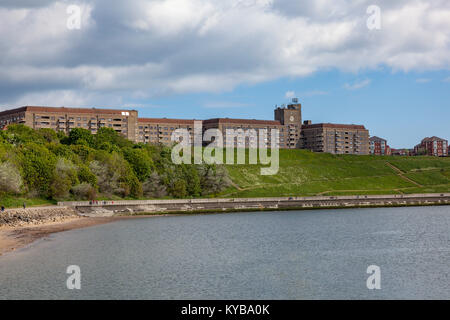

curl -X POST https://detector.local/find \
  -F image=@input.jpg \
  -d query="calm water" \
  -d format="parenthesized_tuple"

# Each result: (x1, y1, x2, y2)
(1, 206, 450, 299)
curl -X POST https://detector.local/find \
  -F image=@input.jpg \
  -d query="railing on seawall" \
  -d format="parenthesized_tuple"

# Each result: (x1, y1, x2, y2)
(57, 193, 450, 207)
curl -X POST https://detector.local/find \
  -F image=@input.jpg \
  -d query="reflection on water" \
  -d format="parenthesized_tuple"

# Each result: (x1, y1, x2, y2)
(1, 206, 449, 299)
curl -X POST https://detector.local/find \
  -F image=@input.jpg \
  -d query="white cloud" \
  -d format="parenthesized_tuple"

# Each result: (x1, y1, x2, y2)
(284, 91, 296, 99)
(344, 79, 371, 90)
(416, 78, 431, 83)
(1, 0, 450, 106)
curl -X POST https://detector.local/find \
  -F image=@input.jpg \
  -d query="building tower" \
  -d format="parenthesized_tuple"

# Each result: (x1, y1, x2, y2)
(274, 98, 302, 148)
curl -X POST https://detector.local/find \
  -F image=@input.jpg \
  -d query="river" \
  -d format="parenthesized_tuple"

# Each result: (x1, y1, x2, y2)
(1, 206, 449, 299)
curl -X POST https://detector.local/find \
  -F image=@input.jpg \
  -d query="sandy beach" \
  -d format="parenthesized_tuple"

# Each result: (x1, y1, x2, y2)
(0, 216, 122, 256)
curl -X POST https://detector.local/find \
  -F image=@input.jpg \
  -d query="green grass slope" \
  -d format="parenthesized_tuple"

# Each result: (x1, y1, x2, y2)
(222, 149, 450, 197)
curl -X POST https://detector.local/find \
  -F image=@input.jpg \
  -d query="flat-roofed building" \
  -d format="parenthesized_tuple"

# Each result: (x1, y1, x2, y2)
(369, 136, 391, 155)
(0, 106, 138, 142)
(414, 136, 448, 157)
(0, 102, 373, 155)
(202, 118, 285, 148)
(136, 118, 196, 145)
(300, 122, 370, 155)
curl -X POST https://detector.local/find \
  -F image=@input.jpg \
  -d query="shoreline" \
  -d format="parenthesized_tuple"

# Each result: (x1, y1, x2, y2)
(1, 201, 449, 257)
(0, 216, 122, 256)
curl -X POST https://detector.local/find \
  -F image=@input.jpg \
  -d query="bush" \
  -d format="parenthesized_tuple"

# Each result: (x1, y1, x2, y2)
(19, 143, 57, 196)
(0, 161, 23, 194)
(170, 179, 187, 198)
(78, 164, 97, 187)
(50, 158, 79, 200)
(71, 183, 97, 200)
(142, 172, 167, 198)
(199, 164, 231, 196)
(123, 147, 154, 181)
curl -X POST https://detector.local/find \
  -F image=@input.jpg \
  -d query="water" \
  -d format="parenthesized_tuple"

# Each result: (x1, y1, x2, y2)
(1, 206, 450, 299)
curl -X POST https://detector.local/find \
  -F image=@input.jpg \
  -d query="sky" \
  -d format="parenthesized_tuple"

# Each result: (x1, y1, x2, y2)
(0, 0, 449, 148)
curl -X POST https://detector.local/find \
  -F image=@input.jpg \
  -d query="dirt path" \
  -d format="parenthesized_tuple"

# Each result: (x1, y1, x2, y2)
(386, 162, 423, 187)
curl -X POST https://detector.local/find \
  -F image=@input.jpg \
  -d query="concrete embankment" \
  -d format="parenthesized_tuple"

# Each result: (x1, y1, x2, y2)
(59, 193, 450, 217)
(0, 206, 80, 228)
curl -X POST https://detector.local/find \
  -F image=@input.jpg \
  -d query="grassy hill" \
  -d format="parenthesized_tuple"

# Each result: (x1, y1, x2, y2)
(221, 149, 450, 198)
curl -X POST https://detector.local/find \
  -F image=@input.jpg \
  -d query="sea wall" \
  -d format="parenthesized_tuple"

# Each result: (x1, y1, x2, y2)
(58, 193, 450, 216)
(0, 206, 80, 227)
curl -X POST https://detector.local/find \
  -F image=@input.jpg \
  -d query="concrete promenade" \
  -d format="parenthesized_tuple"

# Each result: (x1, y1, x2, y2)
(58, 193, 450, 216)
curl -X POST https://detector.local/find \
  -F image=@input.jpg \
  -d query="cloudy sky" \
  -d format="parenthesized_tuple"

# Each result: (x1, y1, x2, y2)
(1, 0, 449, 147)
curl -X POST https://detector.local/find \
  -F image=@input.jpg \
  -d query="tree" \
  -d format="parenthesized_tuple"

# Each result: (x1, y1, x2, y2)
(94, 127, 132, 149)
(77, 164, 97, 187)
(19, 142, 57, 196)
(71, 183, 97, 200)
(65, 128, 94, 146)
(142, 172, 167, 198)
(37, 128, 59, 143)
(198, 164, 231, 196)
(183, 165, 201, 197)
(123, 147, 154, 181)
(0, 161, 23, 194)
(50, 158, 79, 200)
(170, 179, 187, 198)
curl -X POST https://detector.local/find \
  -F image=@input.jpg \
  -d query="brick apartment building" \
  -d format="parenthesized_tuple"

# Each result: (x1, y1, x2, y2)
(136, 118, 196, 145)
(0, 106, 138, 142)
(202, 118, 285, 148)
(414, 136, 448, 157)
(299, 122, 370, 155)
(0, 101, 369, 154)
(369, 136, 391, 155)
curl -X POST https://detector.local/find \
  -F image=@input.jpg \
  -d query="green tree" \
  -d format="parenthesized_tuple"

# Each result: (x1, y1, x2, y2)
(50, 158, 79, 200)
(65, 128, 94, 146)
(18, 143, 57, 196)
(123, 147, 154, 181)
(170, 179, 187, 198)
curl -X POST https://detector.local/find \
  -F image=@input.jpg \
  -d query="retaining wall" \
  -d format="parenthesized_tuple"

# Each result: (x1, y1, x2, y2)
(58, 193, 450, 216)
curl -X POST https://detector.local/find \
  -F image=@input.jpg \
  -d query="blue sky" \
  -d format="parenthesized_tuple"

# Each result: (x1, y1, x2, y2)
(1, 1, 449, 148)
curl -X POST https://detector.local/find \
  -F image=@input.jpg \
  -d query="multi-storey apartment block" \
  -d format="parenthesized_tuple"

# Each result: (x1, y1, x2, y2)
(414, 137, 448, 157)
(0, 106, 138, 142)
(0, 100, 373, 155)
(202, 118, 285, 148)
(136, 118, 196, 145)
(300, 122, 370, 155)
(369, 136, 391, 155)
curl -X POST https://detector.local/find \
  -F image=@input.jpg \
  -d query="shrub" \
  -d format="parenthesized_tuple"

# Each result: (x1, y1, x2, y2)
(123, 147, 154, 181)
(50, 158, 79, 199)
(71, 183, 97, 200)
(199, 164, 231, 196)
(143, 172, 167, 198)
(19, 143, 57, 196)
(170, 179, 187, 198)
(0, 161, 23, 194)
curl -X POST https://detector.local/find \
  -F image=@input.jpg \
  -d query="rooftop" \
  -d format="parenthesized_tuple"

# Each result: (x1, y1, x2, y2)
(301, 123, 367, 130)
(0, 106, 136, 116)
(203, 118, 281, 126)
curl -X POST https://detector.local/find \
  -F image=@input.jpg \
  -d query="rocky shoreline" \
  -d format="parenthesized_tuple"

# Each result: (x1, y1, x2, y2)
(0, 206, 80, 228)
